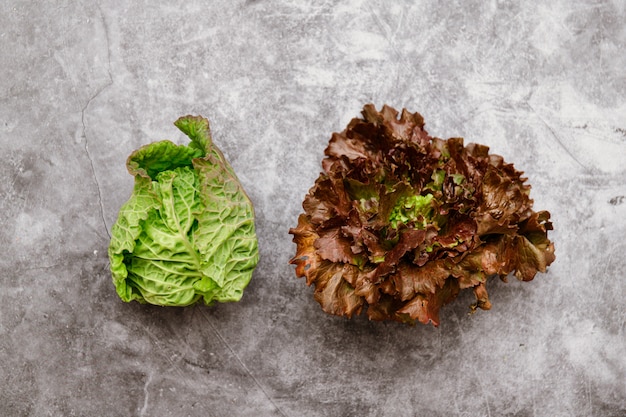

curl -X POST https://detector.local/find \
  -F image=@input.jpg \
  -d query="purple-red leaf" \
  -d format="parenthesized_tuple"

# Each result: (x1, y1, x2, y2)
(289, 104, 555, 326)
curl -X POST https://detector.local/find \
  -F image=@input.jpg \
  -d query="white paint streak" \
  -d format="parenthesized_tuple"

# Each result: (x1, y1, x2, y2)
(139, 371, 153, 417)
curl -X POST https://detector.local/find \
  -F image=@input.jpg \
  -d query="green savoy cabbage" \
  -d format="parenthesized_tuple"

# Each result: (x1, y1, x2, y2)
(108, 115, 258, 306)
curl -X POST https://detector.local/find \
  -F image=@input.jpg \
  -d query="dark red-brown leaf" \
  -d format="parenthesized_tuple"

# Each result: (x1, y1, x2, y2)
(289, 104, 555, 326)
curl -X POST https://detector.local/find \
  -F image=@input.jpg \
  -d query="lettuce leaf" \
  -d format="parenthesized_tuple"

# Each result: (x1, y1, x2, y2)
(289, 104, 555, 325)
(108, 116, 258, 306)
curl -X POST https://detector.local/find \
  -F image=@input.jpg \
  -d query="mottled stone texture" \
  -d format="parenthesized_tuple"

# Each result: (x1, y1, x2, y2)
(1, 1, 624, 416)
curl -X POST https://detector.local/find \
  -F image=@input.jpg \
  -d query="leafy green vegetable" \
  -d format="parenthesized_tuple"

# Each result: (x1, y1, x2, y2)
(108, 115, 258, 306)
(289, 104, 555, 325)
(389, 193, 434, 229)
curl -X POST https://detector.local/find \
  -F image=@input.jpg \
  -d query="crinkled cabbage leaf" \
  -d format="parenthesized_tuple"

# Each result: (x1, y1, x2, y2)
(289, 104, 555, 325)
(108, 115, 258, 306)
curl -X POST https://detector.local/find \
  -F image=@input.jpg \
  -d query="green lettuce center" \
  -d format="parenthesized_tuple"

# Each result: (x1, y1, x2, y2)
(389, 193, 434, 229)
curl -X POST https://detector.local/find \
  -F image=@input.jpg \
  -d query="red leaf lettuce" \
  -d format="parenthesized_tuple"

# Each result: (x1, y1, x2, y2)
(289, 104, 555, 326)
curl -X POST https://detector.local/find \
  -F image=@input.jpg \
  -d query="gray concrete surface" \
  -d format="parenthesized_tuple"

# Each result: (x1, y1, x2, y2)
(1, 1, 625, 416)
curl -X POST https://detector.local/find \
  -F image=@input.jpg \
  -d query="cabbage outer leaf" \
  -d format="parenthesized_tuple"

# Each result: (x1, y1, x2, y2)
(108, 116, 258, 306)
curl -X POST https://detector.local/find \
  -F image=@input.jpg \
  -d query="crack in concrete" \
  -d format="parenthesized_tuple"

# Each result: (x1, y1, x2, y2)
(141, 324, 219, 417)
(199, 308, 288, 417)
(524, 101, 592, 173)
(82, 5, 114, 240)
(82, 102, 111, 240)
